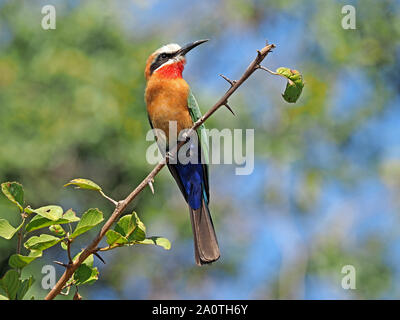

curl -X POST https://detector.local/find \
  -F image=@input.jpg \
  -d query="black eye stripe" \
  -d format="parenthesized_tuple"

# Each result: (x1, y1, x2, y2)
(150, 52, 174, 74)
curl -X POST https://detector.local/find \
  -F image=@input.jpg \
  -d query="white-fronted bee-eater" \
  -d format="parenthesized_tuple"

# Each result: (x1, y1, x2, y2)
(144, 40, 220, 265)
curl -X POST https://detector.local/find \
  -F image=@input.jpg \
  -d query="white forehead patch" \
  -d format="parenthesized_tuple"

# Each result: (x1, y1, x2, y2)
(154, 43, 181, 55)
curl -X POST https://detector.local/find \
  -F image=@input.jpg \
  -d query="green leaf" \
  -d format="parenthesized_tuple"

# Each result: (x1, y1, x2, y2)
(64, 178, 102, 191)
(67, 253, 98, 286)
(49, 224, 66, 237)
(276, 67, 304, 103)
(31, 205, 63, 221)
(0, 294, 8, 300)
(71, 208, 103, 238)
(24, 234, 62, 251)
(129, 212, 146, 241)
(25, 209, 79, 233)
(0, 219, 24, 240)
(73, 264, 99, 286)
(60, 241, 68, 250)
(16, 276, 34, 300)
(0, 270, 20, 300)
(74, 251, 94, 267)
(8, 250, 43, 269)
(114, 212, 146, 242)
(105, 229, 128, 246)
(138, 237, 171, 250)
(1, 182, 24, 212)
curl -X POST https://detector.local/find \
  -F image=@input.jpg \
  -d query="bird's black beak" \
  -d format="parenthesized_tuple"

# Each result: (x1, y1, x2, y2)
(176, 39, 209, 57)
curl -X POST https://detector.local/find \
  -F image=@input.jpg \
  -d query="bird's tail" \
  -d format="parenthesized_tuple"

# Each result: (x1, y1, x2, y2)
(189, 198, 220, 266)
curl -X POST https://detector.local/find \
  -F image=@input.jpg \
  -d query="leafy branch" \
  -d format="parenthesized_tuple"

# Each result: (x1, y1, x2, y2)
(0, 180, 170, 300)
(0, 41, 304, 300)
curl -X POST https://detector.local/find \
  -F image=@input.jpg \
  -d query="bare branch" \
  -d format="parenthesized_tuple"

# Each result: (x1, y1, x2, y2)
(44, 42, 275, 300)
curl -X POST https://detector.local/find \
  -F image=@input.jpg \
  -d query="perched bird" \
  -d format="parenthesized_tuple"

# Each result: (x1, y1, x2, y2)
(144, 40, 220, 265)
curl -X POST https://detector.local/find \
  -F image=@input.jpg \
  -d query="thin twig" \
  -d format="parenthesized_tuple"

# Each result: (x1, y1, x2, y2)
(66, 239, 73, 265)
(16, 228, 23, 255)
(59, 285, 71, 296)
(257, 65, 288, 79)
(16, 215, 26, 255)
(44, 42, 275, 300)
(99, 190, 118, 206)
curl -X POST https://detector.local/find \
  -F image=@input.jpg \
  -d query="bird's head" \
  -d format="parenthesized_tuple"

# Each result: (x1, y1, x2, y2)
(145, 39, 208, 80)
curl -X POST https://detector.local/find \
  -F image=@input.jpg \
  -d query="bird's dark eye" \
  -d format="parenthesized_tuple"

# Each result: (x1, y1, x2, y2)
(160, 53, 167, 59)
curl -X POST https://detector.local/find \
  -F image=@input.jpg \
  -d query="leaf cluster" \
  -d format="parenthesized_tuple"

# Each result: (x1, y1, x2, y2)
(0, 179, 170, 299)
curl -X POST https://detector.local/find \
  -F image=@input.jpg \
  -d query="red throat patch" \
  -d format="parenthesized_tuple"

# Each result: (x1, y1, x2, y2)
(156, 61, 185, 79)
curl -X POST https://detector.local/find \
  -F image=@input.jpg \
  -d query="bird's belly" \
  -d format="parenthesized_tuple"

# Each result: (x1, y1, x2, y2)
(148, 104, 193, 141)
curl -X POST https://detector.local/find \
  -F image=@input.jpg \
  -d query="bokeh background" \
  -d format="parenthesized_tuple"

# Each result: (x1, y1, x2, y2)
(0, 0, 400, 299)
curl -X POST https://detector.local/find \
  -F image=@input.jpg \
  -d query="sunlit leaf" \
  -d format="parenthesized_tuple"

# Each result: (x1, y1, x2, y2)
(276, 67, 304, 103)
(114, 212, 146, 242)
(138, 237, 171, 250)
(1, 182, 24, 212)
(71, 208, 103, 238)
(0, 219, 24, 240)
(105, 229, 128, 246)
(25, 209, 79, 233)
(60, 241, 68, 251)
(24, 234, 62, 251)
(31, 205, 63, 221)
(8, 250, 43, 269)
(64, 178, 102, 191)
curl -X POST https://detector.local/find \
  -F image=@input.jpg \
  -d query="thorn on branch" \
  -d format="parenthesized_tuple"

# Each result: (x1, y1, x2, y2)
(93, 252, 106, 264)
(219, 74, 237, 87)
(223, 102, 235, 115)
(148, 179, 155, 194)
(54, 260, 68, 268)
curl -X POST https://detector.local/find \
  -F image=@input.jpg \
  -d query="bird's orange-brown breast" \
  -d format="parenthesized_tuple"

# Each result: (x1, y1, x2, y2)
(145, 72, 193, 141)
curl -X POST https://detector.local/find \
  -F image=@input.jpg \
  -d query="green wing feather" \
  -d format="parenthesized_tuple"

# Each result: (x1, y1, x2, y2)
(187, 90, 210, 201)
(187, 90, 209, 165)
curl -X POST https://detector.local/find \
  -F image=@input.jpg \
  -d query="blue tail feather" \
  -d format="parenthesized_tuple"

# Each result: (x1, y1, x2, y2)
(175, 162, 205, 210)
